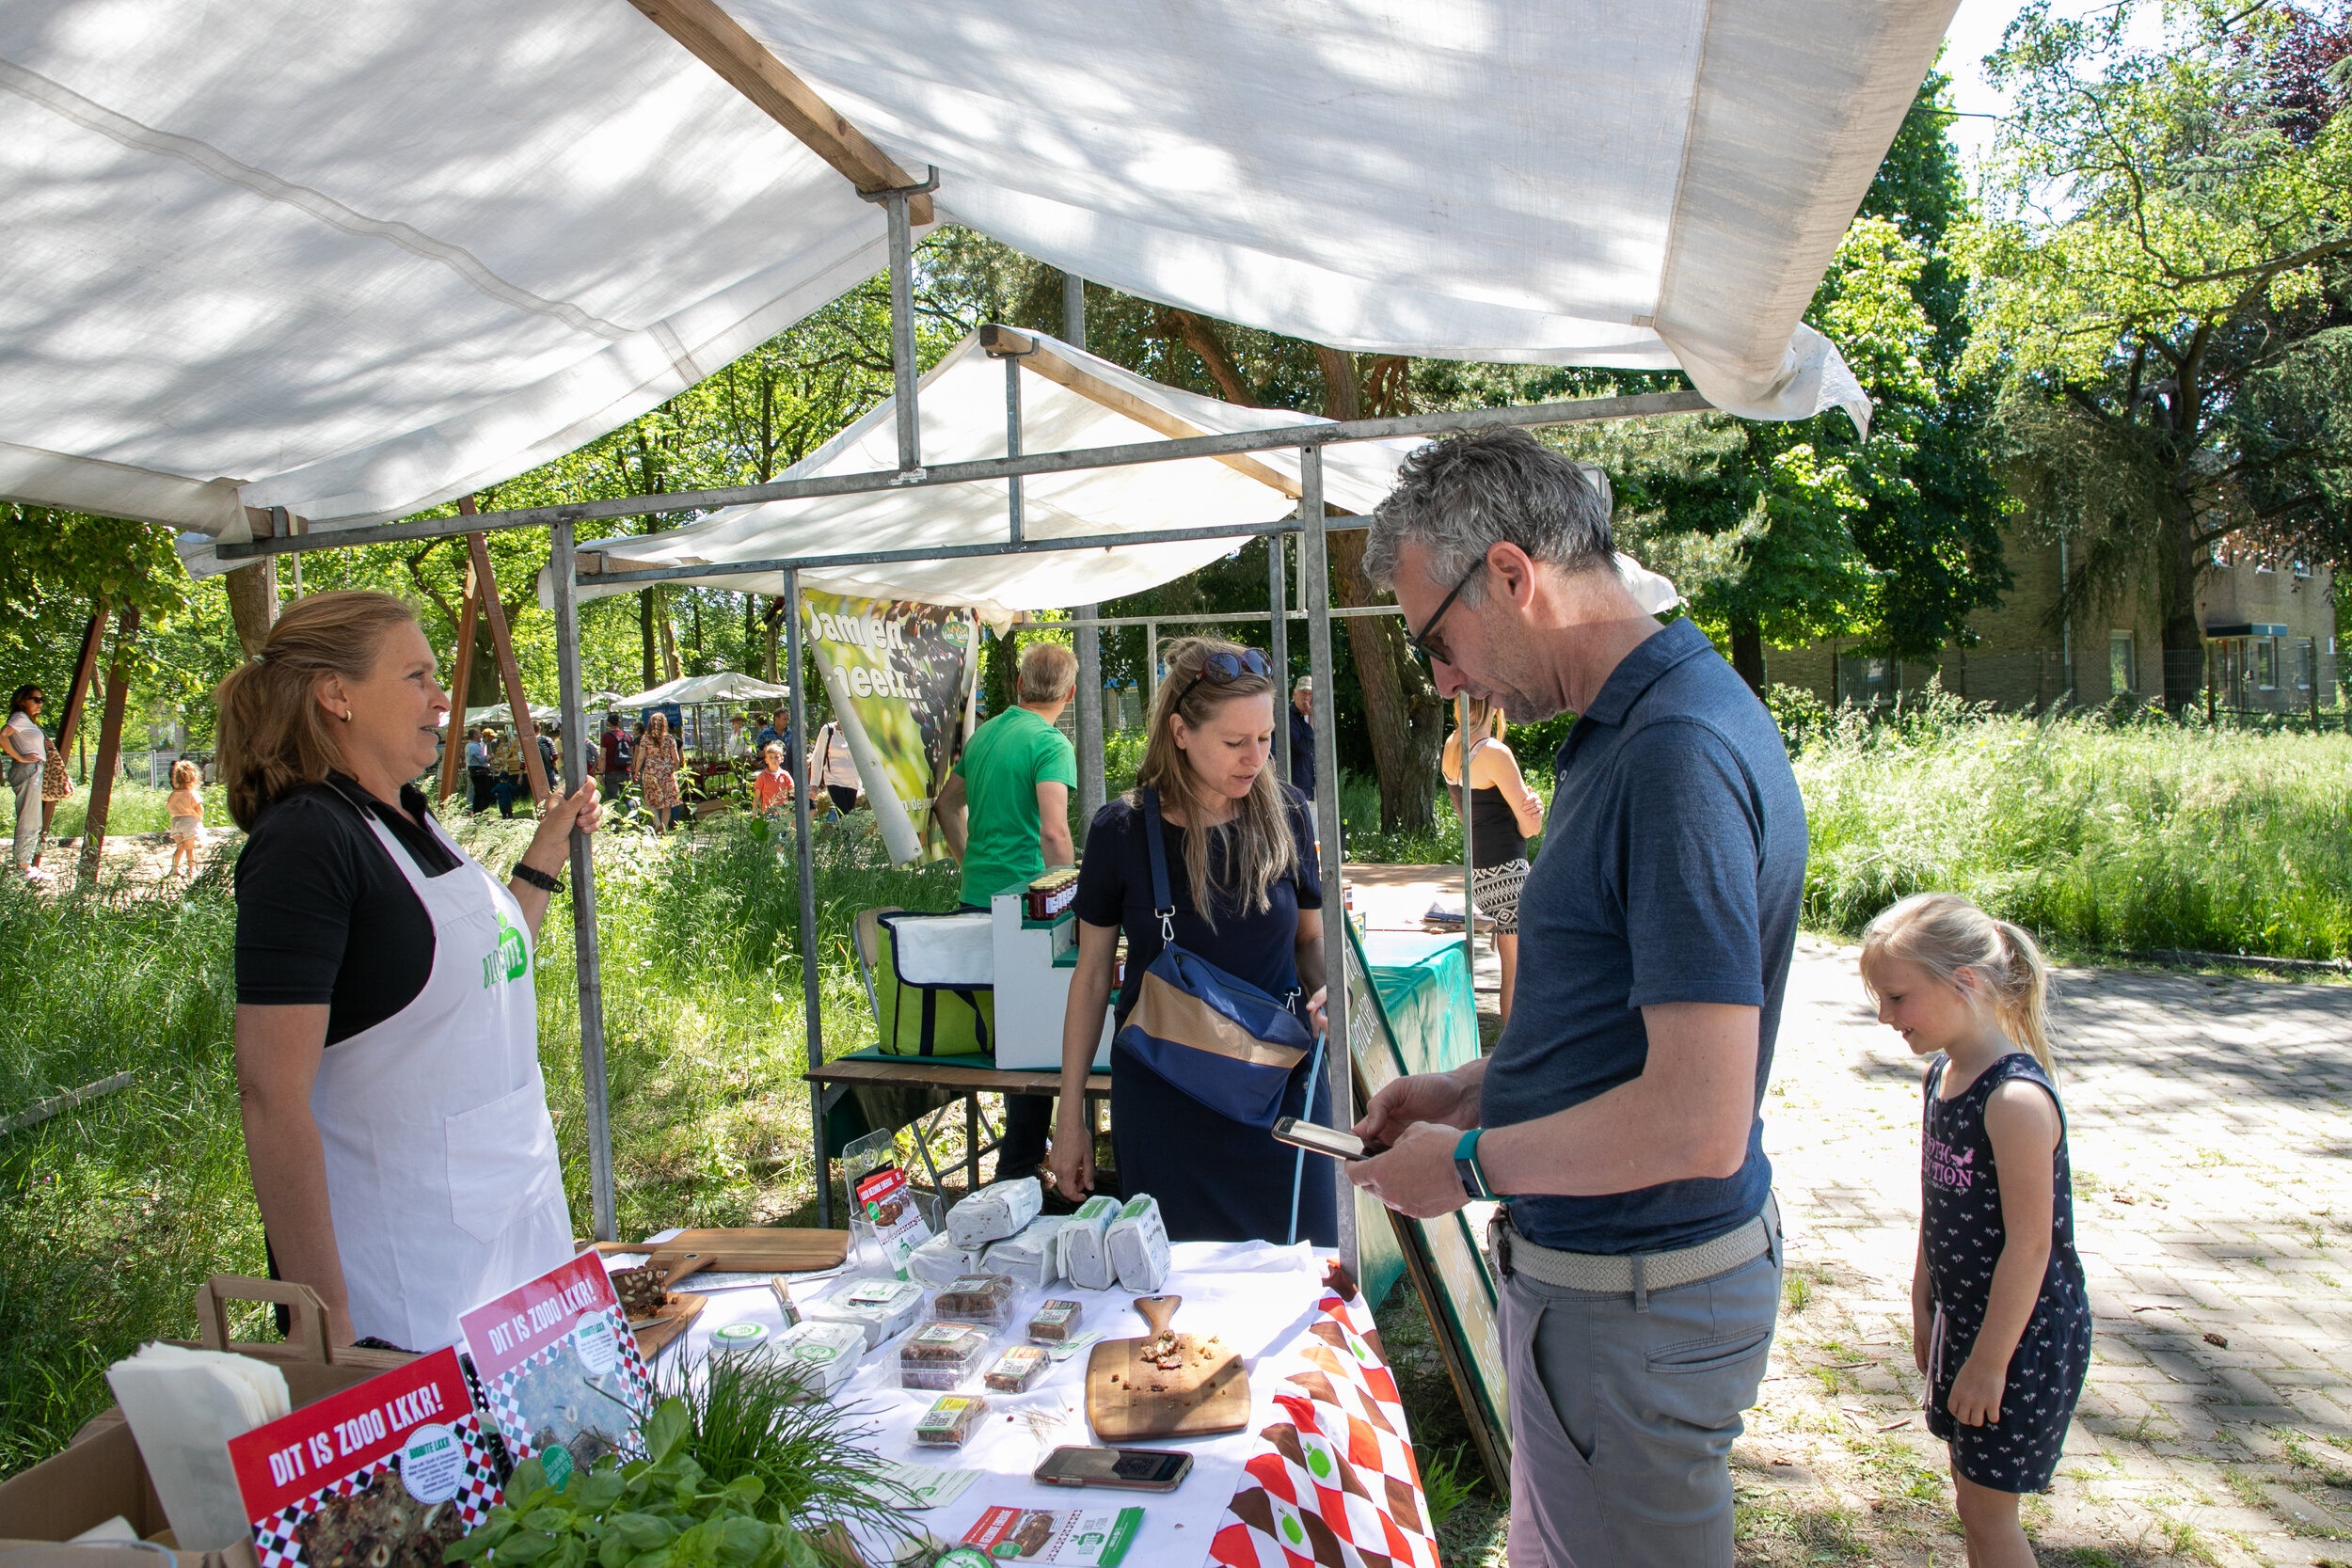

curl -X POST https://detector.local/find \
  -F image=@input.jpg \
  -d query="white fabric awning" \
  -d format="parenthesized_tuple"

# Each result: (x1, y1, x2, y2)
(555, 331, 1684, 621)
(612, 672, 793, 707)
(3, 0, 1945, 547)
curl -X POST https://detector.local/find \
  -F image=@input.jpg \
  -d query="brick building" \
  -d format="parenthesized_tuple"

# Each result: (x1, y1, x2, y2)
(1761, 529, 2340, 714)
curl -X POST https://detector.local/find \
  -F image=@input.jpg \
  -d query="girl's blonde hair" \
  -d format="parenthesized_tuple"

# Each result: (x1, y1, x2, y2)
(214, 591, 421, 831)
(1860, 893, 2056, 1073)
(1130, 636, 1296, 927)
(1443, 694, 1507, 778)
(170, 759, 201, 791)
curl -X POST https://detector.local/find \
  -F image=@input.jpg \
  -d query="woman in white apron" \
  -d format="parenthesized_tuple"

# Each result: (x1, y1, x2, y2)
(217, 592, 603, 1352)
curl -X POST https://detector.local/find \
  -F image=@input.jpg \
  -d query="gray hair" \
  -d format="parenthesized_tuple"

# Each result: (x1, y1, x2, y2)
(1362, 429, 1614, 602)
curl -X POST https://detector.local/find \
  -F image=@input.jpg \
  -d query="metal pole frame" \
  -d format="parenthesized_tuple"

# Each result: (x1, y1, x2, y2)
(1458, 695, 1476, 986)
(550, 519, 616, 1242)
(785, 568, 830, 1227)
(1299, 447, 1356, 1277)
(1067, 271, 1106, 823)
(855, 166, 940, 478)
(1268, 534, 1290, 784)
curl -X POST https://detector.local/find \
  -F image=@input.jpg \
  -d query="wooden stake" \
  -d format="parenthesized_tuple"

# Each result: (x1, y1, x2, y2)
(437, 538, 484, 803)
(56, 605, 109, 760)
(79, 601, 141, 880)
(462, 509, 551, 806)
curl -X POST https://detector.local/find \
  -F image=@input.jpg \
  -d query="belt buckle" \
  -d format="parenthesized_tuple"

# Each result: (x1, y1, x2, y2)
(1486, 1212, 1513, 1278)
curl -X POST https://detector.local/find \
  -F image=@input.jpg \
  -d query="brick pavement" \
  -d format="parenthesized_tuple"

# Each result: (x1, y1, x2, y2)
(1758, 935, 2352, 1566)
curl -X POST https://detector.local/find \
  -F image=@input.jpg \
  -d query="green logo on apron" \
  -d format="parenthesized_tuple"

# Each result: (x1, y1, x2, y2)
(482, 911, 528, 989)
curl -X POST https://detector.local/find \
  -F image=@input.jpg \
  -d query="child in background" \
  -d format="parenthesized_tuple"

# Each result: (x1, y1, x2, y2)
(751, 742, 795, 820)
(1860, 894, 2090, 1568)
(165, 758, 205, 878)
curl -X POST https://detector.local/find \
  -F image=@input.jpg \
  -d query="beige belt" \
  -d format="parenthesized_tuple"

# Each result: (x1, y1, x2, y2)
(1488, 1193, 1779, 1310)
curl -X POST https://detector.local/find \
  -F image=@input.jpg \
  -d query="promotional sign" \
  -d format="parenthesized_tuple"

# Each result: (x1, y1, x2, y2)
(800, 592, 979, 863)
(853, 1160, 932, 1274)
(228, 1348, 501, 1568)
(961, 1505, 1144, 1566)
(457, 1253, 654, 1484)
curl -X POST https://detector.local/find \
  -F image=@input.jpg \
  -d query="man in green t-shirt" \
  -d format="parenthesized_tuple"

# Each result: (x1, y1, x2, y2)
(935, 641, 1079, 1179)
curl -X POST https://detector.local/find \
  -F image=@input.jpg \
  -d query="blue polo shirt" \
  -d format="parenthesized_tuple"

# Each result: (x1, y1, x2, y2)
(1482, 615, 1804, 1255)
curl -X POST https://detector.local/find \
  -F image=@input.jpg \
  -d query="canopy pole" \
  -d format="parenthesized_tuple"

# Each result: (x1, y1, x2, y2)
(1268, 534, 1290, 783)
(786, 568, 830, 1227)
(437, 556, 481, 804)
(858, 168, 938, 477)
(1301, 448, 1355, 1277)
(1065, 272, 1106, 820)
(1458, 694, 1476, 986)
(551, 519, 615, 1243)
(993, 338, 1031, 546)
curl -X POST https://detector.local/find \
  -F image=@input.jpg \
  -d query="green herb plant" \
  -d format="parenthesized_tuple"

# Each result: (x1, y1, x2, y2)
(669, 1348, 915, 1543)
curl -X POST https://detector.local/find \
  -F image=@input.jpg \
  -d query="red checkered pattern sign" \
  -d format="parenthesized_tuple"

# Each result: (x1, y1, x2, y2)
(1208, 1291, 1441, 1568)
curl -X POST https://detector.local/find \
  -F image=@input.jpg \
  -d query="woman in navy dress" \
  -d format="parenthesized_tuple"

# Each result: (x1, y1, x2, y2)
(1049, 637, 1335, 1245)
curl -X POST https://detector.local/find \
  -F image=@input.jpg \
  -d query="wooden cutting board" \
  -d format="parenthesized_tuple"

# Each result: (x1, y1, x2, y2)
(1085, 1294, 1249, 1442)
(646, 1227, 850, 1284)
(627, 1291, 706, 1357)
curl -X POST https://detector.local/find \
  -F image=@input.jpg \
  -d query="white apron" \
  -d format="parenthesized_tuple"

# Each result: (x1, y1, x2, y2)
(310, 811, 571, 1351)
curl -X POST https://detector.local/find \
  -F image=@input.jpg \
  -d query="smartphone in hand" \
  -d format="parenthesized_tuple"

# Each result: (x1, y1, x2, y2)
(1272, 1117, 1384, 1161)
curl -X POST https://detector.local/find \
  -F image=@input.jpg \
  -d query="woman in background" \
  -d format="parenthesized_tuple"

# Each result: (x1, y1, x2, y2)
(634, 710, 682, 832)
(5, 686, 48, 881)
(1442, 696, 1544, 1023)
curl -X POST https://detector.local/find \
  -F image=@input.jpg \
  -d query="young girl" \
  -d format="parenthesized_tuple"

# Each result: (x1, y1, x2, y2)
(166, 759, 205, 878)
(751, 742, 794, 819)
(1860, 894, 2090, 1568)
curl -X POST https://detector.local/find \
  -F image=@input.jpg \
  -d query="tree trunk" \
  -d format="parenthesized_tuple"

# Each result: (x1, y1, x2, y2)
(640, 591, 658, 688)
(2157, 505, 2206, 715)
(79, 602, 140, 881)
(1729, 618, 1766, 697)
(1330, 531, 1441, 831)
(223, 561, 278, 656)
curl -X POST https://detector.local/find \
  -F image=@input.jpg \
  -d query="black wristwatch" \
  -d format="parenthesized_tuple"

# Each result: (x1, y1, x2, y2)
(512, 862, 563, 894)
(1454, 1129, 1494, 1201)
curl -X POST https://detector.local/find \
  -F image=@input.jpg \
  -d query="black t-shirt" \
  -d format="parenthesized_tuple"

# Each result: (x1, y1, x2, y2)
(233, 775, 462, 1044)
(1073, 787, 1321, 1029)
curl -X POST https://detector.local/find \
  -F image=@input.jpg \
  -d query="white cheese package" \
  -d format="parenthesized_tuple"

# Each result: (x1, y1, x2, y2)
(1057, 1195, 1120, 1290)
(905, 1231, 982, 1288)
(946, 1175, 1043, 1249)
(773, 1320, 867, 1399)
(1106, 1193, 1171, 1293)
(804, 1276, 927, 1349)
(981, 1215, 1071, 1290)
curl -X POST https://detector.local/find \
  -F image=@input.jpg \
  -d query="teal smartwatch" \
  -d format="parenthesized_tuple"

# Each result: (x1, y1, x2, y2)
(1454, 1128, 1494, 1201)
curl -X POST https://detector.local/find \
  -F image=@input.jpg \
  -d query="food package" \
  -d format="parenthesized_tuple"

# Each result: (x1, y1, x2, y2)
(710, 1323, 768, 1354)
(226, 1348, 501, 1568)
(980, 1217, 1070, 1291)
(905, 1232, 983, 1288)
(1105, 1195, 1171, 1294)
(843, 1127, 935, 1275)
(982, 1345, 1049, 1394)
(961, 1506, 1147, 1566)
(806, 1277, 928, 1349)
(1057, 1196, 1120, 1291)
(946, 1176, 1043, 1250)
(106, 1343, 294, 1550)
(930, 1273, 1018, 1329)
(898, 1323, 992, 1391)
(912, 1394, 990, 1448)
(457, 1252, 655, 1475)
(773, 1321, 866, 1399)
(1025, 1300, 1084, 1344)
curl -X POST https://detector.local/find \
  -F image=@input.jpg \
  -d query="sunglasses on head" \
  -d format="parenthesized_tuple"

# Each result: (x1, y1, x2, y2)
(1176, 648, 1273, 708)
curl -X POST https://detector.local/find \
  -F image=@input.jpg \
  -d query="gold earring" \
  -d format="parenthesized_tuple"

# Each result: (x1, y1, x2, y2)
(340, 710, 353, 722)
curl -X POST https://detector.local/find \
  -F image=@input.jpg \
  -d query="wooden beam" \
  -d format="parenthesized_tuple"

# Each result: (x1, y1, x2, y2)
(626, 0, 935, 225)
(56, 605, 109, 761)
(437, 540, 484, 804)
(78, 602, 140, 881)
(462, 509, 552, 806)
(979, 325, 1342, 506)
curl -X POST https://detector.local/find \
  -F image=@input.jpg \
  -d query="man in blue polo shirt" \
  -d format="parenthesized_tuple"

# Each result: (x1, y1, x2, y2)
(1350, 430, 1804, 1568)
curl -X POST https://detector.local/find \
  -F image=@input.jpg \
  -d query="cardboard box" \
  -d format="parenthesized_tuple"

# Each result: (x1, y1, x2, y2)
(0, 1276, 415, 1567)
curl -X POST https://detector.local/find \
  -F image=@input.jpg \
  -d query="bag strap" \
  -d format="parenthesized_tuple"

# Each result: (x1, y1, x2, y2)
(1140, 788, 1176, 942)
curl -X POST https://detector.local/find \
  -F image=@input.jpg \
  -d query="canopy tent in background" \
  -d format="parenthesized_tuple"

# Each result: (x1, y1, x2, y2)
(0, 0, 1949, 558)
(610, 672, 794, 709)
(551, 329, 1683, 619)
(462, 702, 562, 727)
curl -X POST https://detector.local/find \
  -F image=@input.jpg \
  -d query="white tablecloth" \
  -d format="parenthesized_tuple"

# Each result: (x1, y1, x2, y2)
(614, 1238, 1339, 1566)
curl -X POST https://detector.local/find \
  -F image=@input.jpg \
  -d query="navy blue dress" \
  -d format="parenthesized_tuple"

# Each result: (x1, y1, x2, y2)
(1920, 1053, 2092, 1492)
(1073, 787, 1335, 1246)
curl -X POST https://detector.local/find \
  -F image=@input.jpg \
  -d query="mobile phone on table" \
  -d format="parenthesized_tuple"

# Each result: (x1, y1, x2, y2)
(1271, 1116, 1378, 1161)
(1033, 1446, 1193, 1492)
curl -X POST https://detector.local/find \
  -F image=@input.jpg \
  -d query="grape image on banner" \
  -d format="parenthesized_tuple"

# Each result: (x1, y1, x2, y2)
(800, 592, 981, 863)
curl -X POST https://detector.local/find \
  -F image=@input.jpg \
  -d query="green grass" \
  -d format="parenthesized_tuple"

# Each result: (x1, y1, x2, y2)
(48, 780, 239, 839)
(1789, 689, 2352, 959)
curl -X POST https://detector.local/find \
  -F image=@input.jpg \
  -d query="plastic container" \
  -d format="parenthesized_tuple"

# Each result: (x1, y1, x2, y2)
(898, 1322, 992, 1391)
(773, 1321, 866, 1399)
(982, 1344, 1048, 1394)
(709, 1322, 768, 1354)
(1025, 1299, 1084, 1345)
(806, 1277, 927, 1349)
(912, 1393, 990, 1448)
(930, 1273, 1018, 1329)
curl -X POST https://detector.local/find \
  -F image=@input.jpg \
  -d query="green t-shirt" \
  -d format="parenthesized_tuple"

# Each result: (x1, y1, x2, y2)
(952, 705, 1077, 908)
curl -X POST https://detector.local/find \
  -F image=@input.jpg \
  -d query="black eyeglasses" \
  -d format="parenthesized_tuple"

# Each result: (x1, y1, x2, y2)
(1406, 560, 1486, 666)
(1176, 648, 1273, 708)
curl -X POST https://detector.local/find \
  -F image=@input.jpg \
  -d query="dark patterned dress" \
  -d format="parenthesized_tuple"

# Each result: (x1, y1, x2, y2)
(1920, 1052, 2092, 1492)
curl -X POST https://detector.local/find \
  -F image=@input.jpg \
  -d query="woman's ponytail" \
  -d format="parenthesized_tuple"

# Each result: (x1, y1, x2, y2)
(1859, 893, 2058, 1077)
(214, 591, 420, 830)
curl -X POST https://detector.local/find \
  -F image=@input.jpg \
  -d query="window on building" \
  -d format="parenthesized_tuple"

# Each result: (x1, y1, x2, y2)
(2255, 638, 2278, 689)
(2109, 631, 2136, 694)
(2256, 558, 2276, 574)
(2297, 638, 2316, 689)
(2293, 558, 2312, 579)
(1836, 650, 1895, 708)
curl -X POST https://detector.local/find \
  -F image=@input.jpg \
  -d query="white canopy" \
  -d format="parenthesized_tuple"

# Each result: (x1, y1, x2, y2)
(613, 672, 794, 708)
(0, 0, 1944, 552)
(463, 702, 562, 727)
(554, 330, 1683, 620)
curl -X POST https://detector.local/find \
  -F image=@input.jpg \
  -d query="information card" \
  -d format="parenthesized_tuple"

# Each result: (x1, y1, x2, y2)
(457, 1251, 653, 1483)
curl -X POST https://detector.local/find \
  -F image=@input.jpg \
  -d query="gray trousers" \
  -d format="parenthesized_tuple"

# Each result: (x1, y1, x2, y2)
(1502, 1208, 1783, 1568)
(9, 760, 40, 869)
